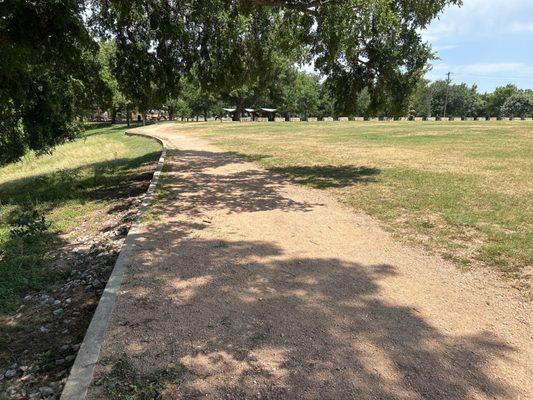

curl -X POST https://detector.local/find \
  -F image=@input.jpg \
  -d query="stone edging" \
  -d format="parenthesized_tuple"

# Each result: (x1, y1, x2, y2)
(60, 130, 167, 400)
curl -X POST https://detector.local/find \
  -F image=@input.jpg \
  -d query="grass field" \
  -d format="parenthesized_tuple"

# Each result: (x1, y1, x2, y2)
(178, 121, 532, 294)
(0, 125, 161, 312)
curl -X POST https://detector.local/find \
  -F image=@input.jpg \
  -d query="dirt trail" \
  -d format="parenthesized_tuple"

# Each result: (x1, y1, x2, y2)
(88, 123, 531, 400)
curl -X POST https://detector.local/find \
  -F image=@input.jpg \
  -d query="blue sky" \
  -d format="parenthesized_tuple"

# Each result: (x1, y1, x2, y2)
(422, 0, 533, 93)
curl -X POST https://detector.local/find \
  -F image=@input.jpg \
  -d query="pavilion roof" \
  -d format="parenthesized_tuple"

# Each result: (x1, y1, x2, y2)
(223, 107, 278, 113)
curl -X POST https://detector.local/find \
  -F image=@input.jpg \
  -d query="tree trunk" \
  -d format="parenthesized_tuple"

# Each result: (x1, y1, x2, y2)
(237, 97, 245, 121)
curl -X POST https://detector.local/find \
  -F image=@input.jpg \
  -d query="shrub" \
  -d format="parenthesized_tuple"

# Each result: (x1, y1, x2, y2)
(501, 93, 533, 118)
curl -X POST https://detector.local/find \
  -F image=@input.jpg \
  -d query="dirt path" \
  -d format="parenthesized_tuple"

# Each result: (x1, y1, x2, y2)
(88, 123, 531, 400)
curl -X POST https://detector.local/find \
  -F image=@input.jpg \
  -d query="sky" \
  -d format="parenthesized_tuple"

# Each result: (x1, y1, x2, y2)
(422, 0, 533, 93)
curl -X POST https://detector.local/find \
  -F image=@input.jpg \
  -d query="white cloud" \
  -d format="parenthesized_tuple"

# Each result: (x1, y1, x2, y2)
(428, 62, 533, 76)
(426, 62, 533, 91)
(421, 1, 533, 91)
(461, 62, 525, 74)
(433, 44, 458, 51)
(509, 22, 533, 32)
(423, 0, 533, 41)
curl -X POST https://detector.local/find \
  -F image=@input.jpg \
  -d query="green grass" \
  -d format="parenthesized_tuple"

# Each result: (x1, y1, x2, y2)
(176, 121, 533, 293)
(0, 125, 161, 312)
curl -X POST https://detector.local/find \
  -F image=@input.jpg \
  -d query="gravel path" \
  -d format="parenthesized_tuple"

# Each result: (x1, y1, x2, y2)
(88, 123, 531, 400)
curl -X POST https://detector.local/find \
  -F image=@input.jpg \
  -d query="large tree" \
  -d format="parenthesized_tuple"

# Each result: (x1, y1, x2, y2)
(97, 41, 130, 124)
(501, 92, 533, 118)
(90, 0, 461, 116)
(410, 79, 433, 117)
(0, 0, 110, 165)
(429, 81, 482, 118)
(485, 84, 519, 117)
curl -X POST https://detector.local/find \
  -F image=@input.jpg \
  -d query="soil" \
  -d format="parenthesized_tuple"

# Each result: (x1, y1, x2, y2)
(88, 123, 531, 400)
(0, 168, 155, 399)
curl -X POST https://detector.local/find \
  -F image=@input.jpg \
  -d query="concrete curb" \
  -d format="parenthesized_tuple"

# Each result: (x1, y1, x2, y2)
(60, 130, 167, 400)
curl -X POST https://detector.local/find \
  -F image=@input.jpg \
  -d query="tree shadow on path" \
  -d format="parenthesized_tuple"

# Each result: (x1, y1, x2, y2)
(106, 235, 516, 399)
(94, 144, 520, 399)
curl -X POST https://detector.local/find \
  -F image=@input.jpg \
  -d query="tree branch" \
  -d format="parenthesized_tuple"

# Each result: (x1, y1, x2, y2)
(237, 0, 325, 15)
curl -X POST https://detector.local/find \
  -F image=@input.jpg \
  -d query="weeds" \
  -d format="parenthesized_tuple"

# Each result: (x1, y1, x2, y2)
(0, 125, 161, 312)
(9, 209, 51, 239)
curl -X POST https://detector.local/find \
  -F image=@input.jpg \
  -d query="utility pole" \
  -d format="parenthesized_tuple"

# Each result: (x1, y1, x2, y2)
(443, 72, 452, 118)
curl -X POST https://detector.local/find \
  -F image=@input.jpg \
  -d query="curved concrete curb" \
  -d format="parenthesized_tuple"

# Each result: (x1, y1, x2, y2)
(60, 130, 167, 400)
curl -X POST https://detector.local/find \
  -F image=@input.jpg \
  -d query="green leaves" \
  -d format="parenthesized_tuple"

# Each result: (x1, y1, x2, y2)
(1, 0, 462, 164)
(92, 0, 459, 115)
(501, 92, 533, 118)
(0, 0, 107, 165)
(9, 209, 51, 240)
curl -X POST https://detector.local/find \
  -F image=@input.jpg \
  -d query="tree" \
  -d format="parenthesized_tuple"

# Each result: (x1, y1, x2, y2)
(184, 78, 222, 121)
(2, 0, 464, 165)
(501, 92, 533, 118)
(410, 79, 433, 117)
(0, 0, 109, 165)
(174, 99, 193, 121)
(485, 84, 519, 117)
(429, 81, 482, 117)
(272, 67, 322, 118)
(295, 73, 322, 118)
(90, 0, 461, 116)
(318, 85, 335, 118)
(97, 41, 130, 124)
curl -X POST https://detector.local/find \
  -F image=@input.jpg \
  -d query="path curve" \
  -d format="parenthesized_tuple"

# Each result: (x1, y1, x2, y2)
(88, 123, 531, 400)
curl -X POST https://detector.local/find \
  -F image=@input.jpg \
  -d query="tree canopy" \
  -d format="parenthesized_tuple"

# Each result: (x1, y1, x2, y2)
(2, 0, 464, 164)
(501, 92, 533, 118)
(0, 0, 110, 165)
(409, 80, 532, 118)
(90, 0, 461, 115)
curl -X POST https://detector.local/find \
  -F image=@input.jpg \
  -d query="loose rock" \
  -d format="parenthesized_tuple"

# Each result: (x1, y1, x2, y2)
(39, 385, 54, 397)
(4, 369, 18, 379)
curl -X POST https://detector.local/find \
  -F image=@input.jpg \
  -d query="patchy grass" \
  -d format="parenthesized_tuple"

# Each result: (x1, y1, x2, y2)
(176, 121, 533, 294)
(0, 125, 161, 312)
(99, 355, 186, 399)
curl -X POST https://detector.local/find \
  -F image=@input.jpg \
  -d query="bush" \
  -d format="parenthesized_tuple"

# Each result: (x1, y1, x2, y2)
(501, 93, 533, 117)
